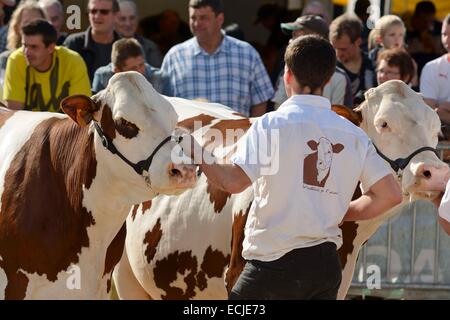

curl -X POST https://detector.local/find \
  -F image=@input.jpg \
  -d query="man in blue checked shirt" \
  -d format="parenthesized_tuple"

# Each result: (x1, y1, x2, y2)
(161, 0, 274, 117)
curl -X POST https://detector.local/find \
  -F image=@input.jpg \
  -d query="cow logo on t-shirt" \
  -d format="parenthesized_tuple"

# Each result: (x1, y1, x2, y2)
(303, 137, 344, 188)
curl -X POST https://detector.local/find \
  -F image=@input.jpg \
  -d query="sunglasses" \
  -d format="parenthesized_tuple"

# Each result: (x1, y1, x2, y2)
(88, 8, 112, 15)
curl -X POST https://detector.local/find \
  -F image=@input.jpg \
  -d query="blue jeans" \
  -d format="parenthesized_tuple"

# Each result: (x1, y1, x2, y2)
(229, 242, 342, 300)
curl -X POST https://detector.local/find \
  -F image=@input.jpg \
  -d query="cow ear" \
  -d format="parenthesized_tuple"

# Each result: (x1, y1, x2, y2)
(60, 95, 99, 127)
(307, 140, 318, 150)
(331, 104, 362, 126)
(332, 143, 344, 154)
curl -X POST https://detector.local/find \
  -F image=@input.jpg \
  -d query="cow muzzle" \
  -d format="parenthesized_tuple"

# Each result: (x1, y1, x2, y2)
(407, 162, 450, 198)
(168, 162, 198, 186)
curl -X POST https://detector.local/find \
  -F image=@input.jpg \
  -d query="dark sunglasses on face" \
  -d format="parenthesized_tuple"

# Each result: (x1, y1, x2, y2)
(88, 8, 112, 15)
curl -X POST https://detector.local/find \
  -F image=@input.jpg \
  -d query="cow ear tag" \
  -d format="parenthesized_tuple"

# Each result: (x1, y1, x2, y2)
(60, 95, 99, 127)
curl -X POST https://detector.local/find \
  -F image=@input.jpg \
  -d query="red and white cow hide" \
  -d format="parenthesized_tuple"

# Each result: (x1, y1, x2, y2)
(114, 80, 448, 300)
(0, 72, 197, 299)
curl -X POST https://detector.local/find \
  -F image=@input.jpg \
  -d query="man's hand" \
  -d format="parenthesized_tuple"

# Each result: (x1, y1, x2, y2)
(178, 133, 251, 193)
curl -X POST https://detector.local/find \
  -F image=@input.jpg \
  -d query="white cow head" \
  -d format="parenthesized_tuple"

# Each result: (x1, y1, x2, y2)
(61, 71, 197, 201)
(307, 137, 344, 184)
(356, 80, 449, 199)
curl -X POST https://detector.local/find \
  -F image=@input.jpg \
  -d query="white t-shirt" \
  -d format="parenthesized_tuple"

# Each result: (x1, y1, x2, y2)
(439, 179, 450, 223)
(420, 54, 450, 103)
(231, 94, 391, 262)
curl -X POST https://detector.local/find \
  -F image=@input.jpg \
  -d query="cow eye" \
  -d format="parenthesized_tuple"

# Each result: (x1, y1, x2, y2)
(381, 122, 388, 128)
(115, 118, 139, 139)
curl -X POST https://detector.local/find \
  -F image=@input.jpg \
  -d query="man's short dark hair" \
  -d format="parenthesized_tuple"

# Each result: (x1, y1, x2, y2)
(284, 35, 336, 92)
(189, 0, 223, 15)
(21, 19, 57, 47)
(329, 14, 363, 43)
(112, 38, 144, 70)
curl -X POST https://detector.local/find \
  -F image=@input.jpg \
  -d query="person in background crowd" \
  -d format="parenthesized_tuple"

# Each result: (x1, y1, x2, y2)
(254, 3, 290, 86)
(369, 15, 418, 88)
(329, 14, 375, 105)
(139, 9, 191, 57)
(406, 1, 445, 76)
(3, 19, 90, 111)
(375, 48, 415, 85)
(92, 38, 163, 94)
(0, 0, 16, 53)
(302, 0, 331, 25)
(39, 0, 66, 45)
(420, 14, 450, 127)
(273, 15, 352, 108)
(115, 0, 162, 67)
(0, 0, 44, 98)
(369, 15, 406, 68)
(64, 0, 120, 81)
(161, 0, 273, 117)
(6, 0, 43, 51)
(353, 0, 371, 52)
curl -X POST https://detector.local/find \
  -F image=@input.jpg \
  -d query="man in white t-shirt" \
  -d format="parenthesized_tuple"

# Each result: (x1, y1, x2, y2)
(181, 35, 401, 300)
(420, 14, 450, 125)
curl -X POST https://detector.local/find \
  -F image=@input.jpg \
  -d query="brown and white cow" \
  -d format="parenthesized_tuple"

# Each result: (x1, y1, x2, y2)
(114, 80, 448, 300)
(0, 72, 197, 299)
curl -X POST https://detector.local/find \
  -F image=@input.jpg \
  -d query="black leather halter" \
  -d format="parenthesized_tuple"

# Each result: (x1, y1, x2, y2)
(373, 143, 439, 174)
(93, 122, 182, 175)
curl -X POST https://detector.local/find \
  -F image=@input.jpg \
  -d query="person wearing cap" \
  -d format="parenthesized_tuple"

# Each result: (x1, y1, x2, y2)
(273, 15, 353, 108)
(161, 0, 273, 117)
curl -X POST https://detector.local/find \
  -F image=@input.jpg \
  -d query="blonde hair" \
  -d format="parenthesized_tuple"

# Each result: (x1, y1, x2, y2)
(367, 28, 379, 52)
(7, 0, 45, 51)
(374, 14, 405, 39)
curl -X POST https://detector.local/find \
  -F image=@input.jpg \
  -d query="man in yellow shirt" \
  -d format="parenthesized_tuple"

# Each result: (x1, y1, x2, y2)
(3, 19, 91, 112)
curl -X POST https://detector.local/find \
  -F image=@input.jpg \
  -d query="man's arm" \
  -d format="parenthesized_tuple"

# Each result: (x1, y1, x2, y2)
(200, 162, 252, 194)
(6, 100, 24, 110)
(181, 134, 252, 194)
(250, 102, 267, 117)
(342, 174, 402, 221)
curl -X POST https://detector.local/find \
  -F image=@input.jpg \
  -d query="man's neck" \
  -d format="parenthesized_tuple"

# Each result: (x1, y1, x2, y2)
(342, 53, 362, 74)
(197, 33, 224, 54)
(287, 85, 323, 97)
(35, 52, 54, 72)
(91, 29, 114, 44)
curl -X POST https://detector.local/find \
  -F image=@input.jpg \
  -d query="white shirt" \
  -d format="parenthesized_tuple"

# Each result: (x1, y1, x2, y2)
(420, 54, 450, 103)
(439, 179, 450, 223)
(231, 95, 391, 262)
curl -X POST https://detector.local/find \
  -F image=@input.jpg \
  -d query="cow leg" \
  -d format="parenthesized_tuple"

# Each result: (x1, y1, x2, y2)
(113, 247, 151, 300)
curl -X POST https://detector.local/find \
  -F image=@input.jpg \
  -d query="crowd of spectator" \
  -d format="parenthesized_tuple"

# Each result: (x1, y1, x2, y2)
(0, 0, 448, 134)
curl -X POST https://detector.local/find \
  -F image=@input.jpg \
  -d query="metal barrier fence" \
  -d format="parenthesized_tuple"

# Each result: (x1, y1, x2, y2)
(348, 143, 450, 300)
